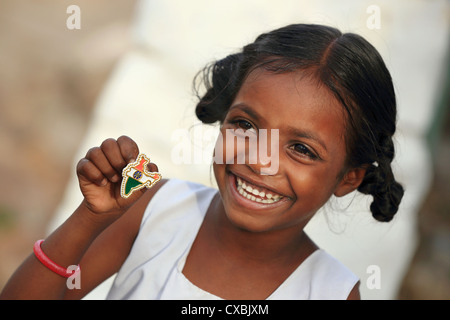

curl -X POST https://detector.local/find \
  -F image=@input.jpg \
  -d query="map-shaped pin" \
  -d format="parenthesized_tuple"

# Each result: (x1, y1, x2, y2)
(120, 154, 162, 198)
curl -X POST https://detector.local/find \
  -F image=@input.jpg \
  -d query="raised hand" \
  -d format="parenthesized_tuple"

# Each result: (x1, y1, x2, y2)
(76, 136, 159, 215)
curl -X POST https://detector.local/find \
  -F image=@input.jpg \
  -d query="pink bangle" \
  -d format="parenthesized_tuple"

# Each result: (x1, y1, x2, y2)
(33, 239, 80, 278)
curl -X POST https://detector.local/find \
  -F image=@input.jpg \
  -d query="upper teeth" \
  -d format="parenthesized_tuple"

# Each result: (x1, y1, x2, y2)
(236, 176, 283, 204)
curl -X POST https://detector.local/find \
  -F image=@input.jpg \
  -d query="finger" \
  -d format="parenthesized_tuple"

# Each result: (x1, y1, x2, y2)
(147, 162, 159, 173)
(76, 158, 107, 186)
(117, 135, 139, 163)
(85, 146, 121, 183)
(100, 138, 127, 174)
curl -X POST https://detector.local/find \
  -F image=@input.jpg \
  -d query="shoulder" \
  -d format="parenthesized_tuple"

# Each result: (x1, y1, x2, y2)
(141, 178, 217, 219)
(347, 282, 361, 300)
(307, 250, 360, 300)
(146, 178, 215, 201)
(106, 179, 218, 299)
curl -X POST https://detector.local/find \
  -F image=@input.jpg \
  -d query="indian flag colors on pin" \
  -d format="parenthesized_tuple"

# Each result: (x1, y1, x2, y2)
(120, 154, 162, 198)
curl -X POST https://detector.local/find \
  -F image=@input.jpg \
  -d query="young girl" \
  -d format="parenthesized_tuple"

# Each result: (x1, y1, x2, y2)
(1, 24, 404, 300)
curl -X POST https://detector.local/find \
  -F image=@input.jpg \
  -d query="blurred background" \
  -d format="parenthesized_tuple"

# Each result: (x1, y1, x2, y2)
(0, 0, 448, 299)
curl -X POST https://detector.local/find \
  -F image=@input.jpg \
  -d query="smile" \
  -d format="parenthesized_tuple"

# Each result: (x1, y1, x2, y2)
(235, 176, 284, 204)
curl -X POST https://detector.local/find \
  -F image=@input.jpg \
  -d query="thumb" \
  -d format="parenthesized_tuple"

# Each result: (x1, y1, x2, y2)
(146, 162, 159, 173)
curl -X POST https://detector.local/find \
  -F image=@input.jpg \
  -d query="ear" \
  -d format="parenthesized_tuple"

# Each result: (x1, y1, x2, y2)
(334, 166, 367, 197)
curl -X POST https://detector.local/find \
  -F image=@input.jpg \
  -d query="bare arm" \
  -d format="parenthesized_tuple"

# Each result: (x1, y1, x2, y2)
(0, 203, 119, 299)
(0, 136, 164, 300)
(63, 181, 166, 300)
(347, 281, 361, 300)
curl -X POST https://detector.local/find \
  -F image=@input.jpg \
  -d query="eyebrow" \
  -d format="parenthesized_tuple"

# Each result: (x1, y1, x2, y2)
(286, 126, 328, 152)
(230, 103, 328, 153)
(229, 103, 261, 122)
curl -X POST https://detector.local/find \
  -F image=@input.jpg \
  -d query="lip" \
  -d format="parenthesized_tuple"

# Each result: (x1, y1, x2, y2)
(231, 170, 290, 198)
(227, 171, 291, 211)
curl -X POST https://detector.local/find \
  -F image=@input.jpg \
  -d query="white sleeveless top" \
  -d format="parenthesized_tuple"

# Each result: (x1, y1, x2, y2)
(106, 179, 358, 300)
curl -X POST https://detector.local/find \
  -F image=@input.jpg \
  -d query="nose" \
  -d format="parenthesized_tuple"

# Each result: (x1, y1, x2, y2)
(241, 129, 280, 176)
(213, 128, 280, 175)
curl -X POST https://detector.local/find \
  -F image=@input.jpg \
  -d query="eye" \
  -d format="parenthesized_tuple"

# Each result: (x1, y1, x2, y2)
(235, 119, 254, 131)
(290, 143, 319, 160)
(228, 119, 256, 133)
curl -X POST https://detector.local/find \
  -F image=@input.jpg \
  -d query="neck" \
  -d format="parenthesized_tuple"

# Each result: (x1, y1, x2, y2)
(208, 195, 316, 266)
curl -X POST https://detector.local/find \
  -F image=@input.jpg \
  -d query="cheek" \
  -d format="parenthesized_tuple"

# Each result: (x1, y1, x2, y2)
(212, 130, 229, 187)
(213, 127, 250, 165)
(288, 164, 340, 210)
(213, 128, 231, 165)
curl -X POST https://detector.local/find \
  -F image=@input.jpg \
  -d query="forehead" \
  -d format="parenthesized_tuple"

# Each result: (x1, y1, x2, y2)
(232, 69, 347, 138)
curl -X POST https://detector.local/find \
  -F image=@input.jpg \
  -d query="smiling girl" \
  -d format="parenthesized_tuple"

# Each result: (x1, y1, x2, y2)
(1, 24, 404, 300)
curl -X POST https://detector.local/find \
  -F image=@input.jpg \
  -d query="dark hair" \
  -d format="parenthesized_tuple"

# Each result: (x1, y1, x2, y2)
(194, 24, 404, 222)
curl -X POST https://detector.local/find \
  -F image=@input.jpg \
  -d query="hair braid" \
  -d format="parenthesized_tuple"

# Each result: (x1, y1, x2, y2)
(357, 136, 404, 222)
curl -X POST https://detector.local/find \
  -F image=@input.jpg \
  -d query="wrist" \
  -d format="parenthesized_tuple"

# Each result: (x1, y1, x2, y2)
(75, 200, 124, 236)
(30, 203, 120, 276)
(79, 200, 125, 224)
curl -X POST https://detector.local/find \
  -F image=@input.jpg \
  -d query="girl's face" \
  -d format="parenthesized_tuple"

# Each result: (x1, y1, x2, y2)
(213, 69, 357, 233)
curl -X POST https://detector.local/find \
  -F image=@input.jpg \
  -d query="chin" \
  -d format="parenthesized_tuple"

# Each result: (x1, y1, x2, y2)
(214, 167, 290, 234)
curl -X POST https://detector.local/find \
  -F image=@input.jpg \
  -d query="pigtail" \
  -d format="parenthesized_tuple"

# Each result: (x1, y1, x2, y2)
(357, 136, 404, 222)
(194, 53, 243, 124)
